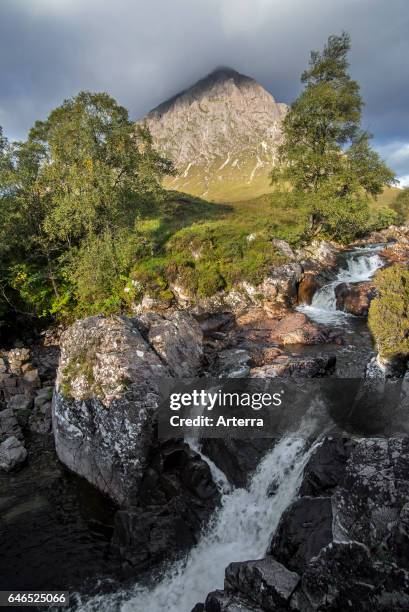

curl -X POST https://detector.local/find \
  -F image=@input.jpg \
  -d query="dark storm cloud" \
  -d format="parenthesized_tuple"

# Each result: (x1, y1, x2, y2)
(1, 0, 408, 180)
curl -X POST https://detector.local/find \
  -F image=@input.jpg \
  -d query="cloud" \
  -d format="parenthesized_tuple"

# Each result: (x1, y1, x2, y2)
(0, 0, 408, 176)
(398, 175, 409, 188)
(374, 141, 409, 181)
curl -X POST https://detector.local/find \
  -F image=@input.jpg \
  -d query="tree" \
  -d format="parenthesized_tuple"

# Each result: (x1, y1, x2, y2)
(0, 93, 174, 319)
(272, 33, 396, 241)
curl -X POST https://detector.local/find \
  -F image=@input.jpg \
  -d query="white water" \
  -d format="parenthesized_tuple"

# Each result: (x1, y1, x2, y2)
(74, 414, 322, 612)
(298, 245, 383, 325)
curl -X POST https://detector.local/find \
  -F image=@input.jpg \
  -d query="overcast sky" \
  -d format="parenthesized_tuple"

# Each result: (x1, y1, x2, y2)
(1, 0, 408, 184)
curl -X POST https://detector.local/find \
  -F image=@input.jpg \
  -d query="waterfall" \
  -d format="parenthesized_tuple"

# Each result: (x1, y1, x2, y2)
(298, 245, 383, 325)
(73, 414, 322, 612)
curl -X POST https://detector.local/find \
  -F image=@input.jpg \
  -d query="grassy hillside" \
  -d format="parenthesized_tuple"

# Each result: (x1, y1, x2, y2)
(164, 157, 276, 203)
(129, 191, 309, 305)
(127, 185, 402, 307)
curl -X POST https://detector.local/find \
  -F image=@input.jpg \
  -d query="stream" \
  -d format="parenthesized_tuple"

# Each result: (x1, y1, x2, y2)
(0, 244, 385, 611)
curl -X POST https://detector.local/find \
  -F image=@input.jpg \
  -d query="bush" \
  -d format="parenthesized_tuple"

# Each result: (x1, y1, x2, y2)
(371, 207, 398, 232)
(391, 188, 409, 224)
(368, 265, 409, 360)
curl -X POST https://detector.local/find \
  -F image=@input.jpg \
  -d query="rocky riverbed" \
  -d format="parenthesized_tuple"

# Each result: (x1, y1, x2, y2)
(2, 230, 409, 610)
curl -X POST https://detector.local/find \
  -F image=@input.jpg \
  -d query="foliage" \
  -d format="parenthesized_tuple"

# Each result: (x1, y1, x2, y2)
(271, 32, 396, 242)
(370, 207, 398, 232)
(368, 265, 409, 360)
(391, 188, 409, 224)
(0, 92, 174, 320)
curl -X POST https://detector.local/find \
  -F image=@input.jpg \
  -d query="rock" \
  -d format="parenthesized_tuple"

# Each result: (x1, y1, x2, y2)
(0, 436, 27, 471)
(234, 309, 341, 348)
(201, 438, 273, 487)
(267, 313, 331, 346)
(52, 314, 203, 505)
(7, 393, 33, 412)
(224, 557, 300, 609)
(247, 346, 283, 367)
(269, 497, 333, 572)
(250, 355, 336, 378)
(380, 242, 409, 265)
(203, 590, 262, 611)
(302, 542, 374, 610)
(136, 311, 203, 377)
(0, 357, 7, 374)
(22, 368, 41, 387)
(332, 438, 409, 549)
(199, 313, 234, 335)
(299, 437, 355, 497)
(298, 240, 340, 269)
(140, 68, 287, 202)
(6, 348, 31, 374)
(272, 239, 296, 260)
(258, 263, 303, 309)
(0, 408, 23, 441)
(29, 387, 54, 434)
(335, 281, 377, 316)
(112, 440, 219, 569)
(215, 349, 252, 377)
(297, 274, 321, 305)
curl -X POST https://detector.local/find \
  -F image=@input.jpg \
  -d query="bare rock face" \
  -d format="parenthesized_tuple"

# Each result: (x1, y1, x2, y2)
(335, 281, 377, 316)
(52, 313, 203, 506)
(139, 67, 287, 202)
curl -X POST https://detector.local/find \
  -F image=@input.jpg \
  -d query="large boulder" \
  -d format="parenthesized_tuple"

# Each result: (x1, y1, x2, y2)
(299, 437, 355, 497)
(224, 557, 300, 610)
(297, 273, 322, 305)
(269, 497, 333, 573)
(52, 313, 203, 505)
(200, 438, 273, 488)
(137, 311, 203, 377)
(335, 281, 377, 316)
(112, 440, 219, 570)
(332, 438, 409, 548)
(298, 240, 340, 269)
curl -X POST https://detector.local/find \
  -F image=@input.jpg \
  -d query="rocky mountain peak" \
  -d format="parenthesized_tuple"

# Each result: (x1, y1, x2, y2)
(139, 68, 288, 202)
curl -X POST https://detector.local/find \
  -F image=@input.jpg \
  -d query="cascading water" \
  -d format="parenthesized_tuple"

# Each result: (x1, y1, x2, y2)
(298, 244, 384, 325)
(73, 412, 323, 612)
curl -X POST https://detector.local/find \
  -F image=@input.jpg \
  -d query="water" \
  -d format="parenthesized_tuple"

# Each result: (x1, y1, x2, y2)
(298, 245, 383, 325)
(74, 415, 321, 612)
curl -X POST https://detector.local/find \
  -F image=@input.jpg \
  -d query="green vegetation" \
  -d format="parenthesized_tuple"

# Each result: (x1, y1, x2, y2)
(391, 188, 409, 224)
(0, 35, 402, 326)
(369, 266, 409, 360)
(271, 32, 396, 242)
(129, 192, 307, 303)
(0, 92, 174, 321)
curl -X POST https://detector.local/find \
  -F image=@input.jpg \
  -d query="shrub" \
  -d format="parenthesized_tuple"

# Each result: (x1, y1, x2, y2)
(368, 265, 409, 360)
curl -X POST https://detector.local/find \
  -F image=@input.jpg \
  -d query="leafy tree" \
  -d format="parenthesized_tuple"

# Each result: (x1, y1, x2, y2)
(272, 33, 396, 241)
(391, 187, 409, 224)
(0, 93, 174, 320)
(369, 265, 409, 360)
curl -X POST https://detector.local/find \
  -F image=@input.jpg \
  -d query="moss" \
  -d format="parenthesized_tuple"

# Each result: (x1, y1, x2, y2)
(368, 265, 409, 360)
(60, 336, 101, 399)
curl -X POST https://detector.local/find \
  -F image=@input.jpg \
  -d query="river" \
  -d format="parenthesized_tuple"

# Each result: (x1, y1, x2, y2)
(0, 244, 384, 611)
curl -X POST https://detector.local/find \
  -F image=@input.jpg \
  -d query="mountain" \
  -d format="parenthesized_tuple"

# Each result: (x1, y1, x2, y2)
(139, 67, 288, 202)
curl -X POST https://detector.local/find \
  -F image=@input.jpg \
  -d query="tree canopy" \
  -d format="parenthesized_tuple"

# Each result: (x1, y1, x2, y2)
(271, 32, 396, 241)
(0, 92, 174, 320)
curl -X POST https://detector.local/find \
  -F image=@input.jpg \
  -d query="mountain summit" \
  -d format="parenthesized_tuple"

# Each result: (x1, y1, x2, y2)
(140, 68, 288, 201)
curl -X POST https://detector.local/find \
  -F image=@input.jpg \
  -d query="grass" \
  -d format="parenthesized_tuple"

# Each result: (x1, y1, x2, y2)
(128, 183, 403, 305)
(129, 191, 309, 303)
